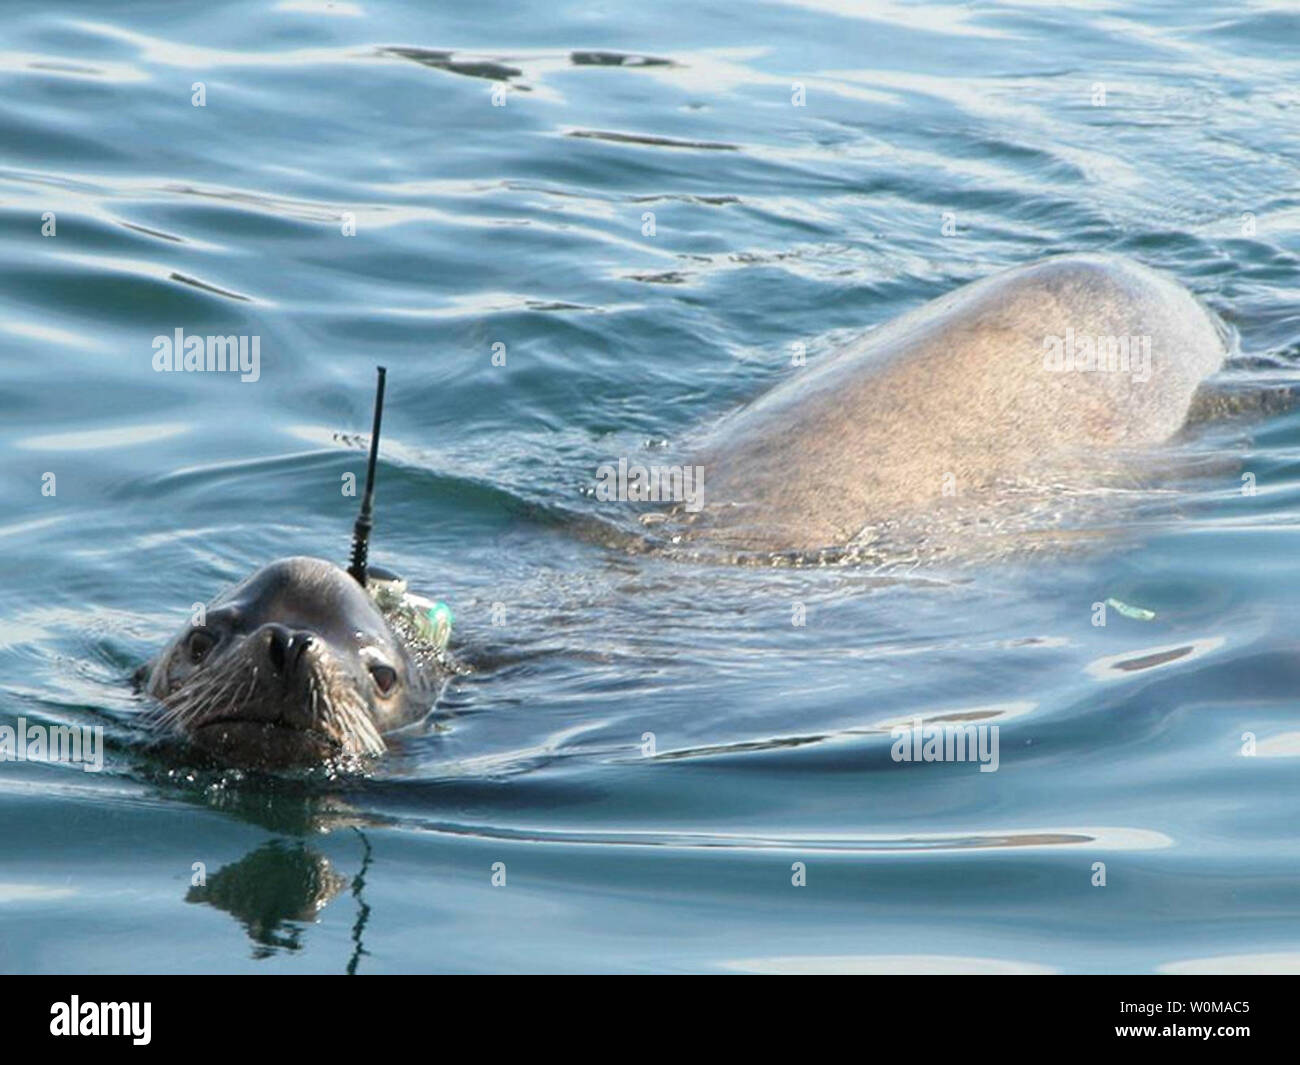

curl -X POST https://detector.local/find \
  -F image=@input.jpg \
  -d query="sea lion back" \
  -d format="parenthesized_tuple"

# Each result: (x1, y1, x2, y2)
(682, 254, 1227, 557)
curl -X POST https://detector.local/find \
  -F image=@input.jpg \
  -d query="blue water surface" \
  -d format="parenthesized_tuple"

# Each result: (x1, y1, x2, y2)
(2, 0, 1300, 973)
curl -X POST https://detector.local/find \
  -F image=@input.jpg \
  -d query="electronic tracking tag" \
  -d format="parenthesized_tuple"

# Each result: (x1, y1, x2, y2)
(364, 565, 453, 653)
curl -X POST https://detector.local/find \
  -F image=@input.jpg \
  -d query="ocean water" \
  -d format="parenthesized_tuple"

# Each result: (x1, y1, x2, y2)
(2, 0, 1299, 974)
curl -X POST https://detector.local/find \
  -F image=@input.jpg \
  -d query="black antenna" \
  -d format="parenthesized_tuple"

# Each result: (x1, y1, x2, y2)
(348, 366, 387, 587)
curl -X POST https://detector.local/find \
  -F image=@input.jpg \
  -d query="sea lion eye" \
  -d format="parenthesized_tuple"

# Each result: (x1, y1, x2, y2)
(188, 629, 217, 664)
(369, 663, 398, 695)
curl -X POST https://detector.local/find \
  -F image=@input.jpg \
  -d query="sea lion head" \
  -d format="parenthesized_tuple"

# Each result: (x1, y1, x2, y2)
(143, 556, 442, 769)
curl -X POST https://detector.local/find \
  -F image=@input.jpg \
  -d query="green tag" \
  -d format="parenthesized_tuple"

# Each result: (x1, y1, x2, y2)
(368, 579, 453, 652)
(424, 601, 453, 652)
(403, 594, 452, 651)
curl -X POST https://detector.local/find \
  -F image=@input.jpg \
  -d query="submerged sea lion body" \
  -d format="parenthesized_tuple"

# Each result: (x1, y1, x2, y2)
(143, 557, 449, 769)
(676, 254, 1227, 558)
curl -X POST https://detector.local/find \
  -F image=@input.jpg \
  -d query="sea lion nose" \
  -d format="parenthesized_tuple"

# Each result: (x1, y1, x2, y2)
(289, 631, 314, 670)
(264, 624, 291, 674)
(263, 625, 314, 676)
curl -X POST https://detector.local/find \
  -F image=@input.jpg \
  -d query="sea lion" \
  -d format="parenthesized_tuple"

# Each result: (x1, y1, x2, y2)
(140, 255, 1225, 766)
(666, 253, 1228, 559)
(142, 557, 450, 769)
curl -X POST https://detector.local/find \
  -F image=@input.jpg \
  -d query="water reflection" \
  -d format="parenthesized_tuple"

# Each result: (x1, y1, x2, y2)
(186, 839, 348, 959)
